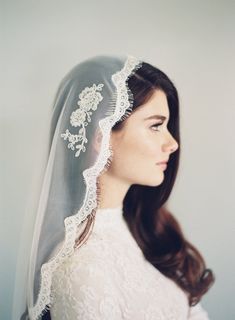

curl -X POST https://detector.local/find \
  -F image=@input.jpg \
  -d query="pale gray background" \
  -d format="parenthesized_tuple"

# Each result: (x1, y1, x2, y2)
(1, 0, 234, 319)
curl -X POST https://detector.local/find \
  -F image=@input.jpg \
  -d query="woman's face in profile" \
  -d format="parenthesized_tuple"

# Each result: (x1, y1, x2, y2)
(108, 89, 179, 187)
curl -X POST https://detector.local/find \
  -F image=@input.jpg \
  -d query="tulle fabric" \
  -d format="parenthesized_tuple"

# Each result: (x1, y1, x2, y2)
(12, 54, 143, 320)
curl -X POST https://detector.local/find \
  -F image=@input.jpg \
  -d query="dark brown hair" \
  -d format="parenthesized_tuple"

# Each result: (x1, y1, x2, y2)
(41, 61, 215, 320)
(110, 62, 215, 306)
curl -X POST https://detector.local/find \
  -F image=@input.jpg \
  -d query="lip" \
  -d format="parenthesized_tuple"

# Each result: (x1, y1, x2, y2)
(157, 163, 167, 170)
(156, 160, 168, 171)
(156, 160, 168, 165)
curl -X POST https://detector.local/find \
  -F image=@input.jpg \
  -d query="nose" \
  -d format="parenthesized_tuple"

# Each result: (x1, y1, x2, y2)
(162, 132, 179, 154)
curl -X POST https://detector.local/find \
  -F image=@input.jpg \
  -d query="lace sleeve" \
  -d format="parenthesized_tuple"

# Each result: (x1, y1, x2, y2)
(188, 302, 210, 320)
(50, 243, 123, 320)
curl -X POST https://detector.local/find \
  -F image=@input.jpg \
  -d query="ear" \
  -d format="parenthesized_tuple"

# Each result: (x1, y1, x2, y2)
(92, 127, 103, 153)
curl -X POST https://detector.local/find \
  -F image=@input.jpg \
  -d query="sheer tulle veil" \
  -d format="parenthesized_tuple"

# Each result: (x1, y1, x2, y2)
(12, 54, 143, 320)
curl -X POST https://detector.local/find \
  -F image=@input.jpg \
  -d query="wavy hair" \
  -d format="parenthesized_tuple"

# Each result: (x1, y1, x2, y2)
(42, 62, 215, 319)
(111, 62, 215, 306)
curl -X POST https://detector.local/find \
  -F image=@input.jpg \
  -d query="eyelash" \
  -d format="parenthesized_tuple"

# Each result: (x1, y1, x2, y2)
(150, 122, 164, 131)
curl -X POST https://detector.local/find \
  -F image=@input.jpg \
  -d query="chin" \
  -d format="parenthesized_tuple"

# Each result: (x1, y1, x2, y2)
(151, 180, 164, 187)
(151, 174, 165, 186)
(138, 176, 164, 187)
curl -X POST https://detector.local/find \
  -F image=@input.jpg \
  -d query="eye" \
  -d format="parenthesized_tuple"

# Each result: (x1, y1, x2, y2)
(150, 122, 163, 131)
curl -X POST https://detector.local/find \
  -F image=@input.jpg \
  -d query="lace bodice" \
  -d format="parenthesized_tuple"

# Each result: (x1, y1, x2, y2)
(50, 206, 210, 320)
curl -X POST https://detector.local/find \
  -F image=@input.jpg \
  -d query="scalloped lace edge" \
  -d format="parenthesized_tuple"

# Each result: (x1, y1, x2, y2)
(29, 54, 143, 320)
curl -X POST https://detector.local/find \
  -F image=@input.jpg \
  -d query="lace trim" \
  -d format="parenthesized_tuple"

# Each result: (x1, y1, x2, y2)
(29, 55, 143, 320)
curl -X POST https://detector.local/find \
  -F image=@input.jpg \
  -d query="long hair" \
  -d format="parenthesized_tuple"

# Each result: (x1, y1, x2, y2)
(111, 62, 215, 306)
(42, 62, 215, 319)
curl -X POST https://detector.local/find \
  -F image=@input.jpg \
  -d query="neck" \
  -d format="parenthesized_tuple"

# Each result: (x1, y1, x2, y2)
(97, 171, 130, 209)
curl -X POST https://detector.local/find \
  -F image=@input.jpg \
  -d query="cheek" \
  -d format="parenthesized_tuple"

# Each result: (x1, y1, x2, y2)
(111, 129, 159, 172)
(127, 128, 159, 158)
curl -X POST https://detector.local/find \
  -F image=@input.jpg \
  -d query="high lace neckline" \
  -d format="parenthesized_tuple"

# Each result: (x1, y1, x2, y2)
(94, 205, 124, 228)
(96, 204, 123, 212)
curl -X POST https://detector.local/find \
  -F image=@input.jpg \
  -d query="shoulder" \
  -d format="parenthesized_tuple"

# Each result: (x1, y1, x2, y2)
(52, 233, 114, 286)
(50, 234, 123, 319)
(188, 302, 210, 319)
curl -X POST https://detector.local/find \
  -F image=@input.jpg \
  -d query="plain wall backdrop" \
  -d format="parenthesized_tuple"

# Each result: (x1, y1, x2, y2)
(1, 0, 234, 319)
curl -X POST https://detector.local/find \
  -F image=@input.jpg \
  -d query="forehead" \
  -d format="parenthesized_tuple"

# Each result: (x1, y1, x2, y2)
(131, 89, 169, 119)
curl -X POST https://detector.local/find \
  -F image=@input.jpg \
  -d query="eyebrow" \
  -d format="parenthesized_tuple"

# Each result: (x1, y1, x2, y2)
(144, 115, 168, 121)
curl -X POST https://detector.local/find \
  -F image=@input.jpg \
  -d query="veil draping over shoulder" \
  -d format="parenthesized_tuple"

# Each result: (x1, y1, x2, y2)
(12, 54, 143, 320)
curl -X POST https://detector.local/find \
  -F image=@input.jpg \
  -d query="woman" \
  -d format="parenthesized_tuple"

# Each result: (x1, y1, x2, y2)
(16, 54, 214, 320)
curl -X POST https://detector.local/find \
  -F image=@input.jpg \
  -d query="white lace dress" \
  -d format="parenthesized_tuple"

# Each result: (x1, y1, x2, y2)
(50, 206, 210, 320)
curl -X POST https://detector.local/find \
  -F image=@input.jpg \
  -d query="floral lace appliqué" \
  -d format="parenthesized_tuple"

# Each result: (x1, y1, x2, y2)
(30, 56, 144, 320)
(61, 83, 104, 157)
